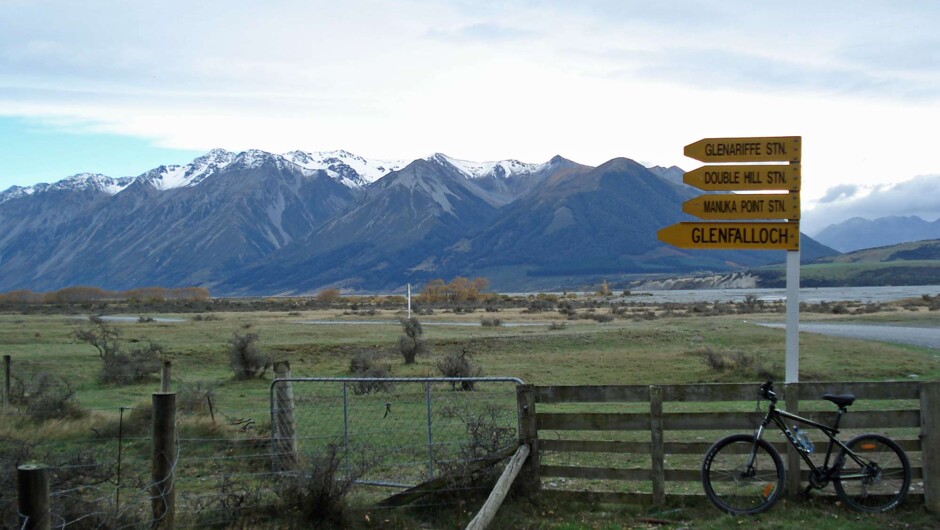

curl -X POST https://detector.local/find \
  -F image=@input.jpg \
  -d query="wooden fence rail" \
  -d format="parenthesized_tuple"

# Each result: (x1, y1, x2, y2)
(531, 381, 938, 509)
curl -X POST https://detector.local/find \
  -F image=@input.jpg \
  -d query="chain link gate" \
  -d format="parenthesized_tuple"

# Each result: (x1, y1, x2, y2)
(269, 377, 524, 494)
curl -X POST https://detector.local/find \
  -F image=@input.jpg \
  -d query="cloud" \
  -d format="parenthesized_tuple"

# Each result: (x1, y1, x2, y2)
(818, 184, 859, 203)
(804, 174, 940, 234)
(426, 23, 538, 43)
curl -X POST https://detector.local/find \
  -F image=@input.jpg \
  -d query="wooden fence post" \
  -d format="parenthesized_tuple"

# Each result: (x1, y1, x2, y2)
(649, 385, 665, 505)
(921, 381, 940, 512)
(160, 361, 171, 393)
(152, 392, 176, 530)
(273, 361, 297, 471)
(17, 464, 50, 530)
(515, 384, 539, 496)
(2, 355, 10, 412)
(784, 383, 800, 499)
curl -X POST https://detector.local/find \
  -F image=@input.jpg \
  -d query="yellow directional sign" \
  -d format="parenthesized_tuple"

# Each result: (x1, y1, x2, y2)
(657, 221, 800, 251)
(683, 164, 800, 192)
(683, 193, 800, 220)
(684, 136, 801, 163)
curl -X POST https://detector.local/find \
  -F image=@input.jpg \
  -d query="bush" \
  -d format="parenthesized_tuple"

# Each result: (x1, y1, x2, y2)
(228, 331, 272, 379)
(11, 372, 85, 422)
(353, 366, 395, 395)
(100, 341, 163, 385)
(279, 444, 370, 527)
(177, 380, 219, 415)
(348, 352, 394, 395)
(399, 317, 427, 364)
(437, 348, 483, 391)
(548, 321, 567, 331)
(695, 347, 778, 380)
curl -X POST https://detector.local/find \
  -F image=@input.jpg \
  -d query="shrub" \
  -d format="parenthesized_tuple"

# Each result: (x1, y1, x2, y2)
(72, 320, 121, 358)
(353, 366, 394, 395)
(399, 317, 427, 364)
(177, 380, 219, 415)
(437, 348, 483, 391)
(348, 352, 394, 395)
(695, 347, 779, 380)
(100, 341, 163, 385)
(279, 444, 371, 527)
(548, 321, 567, 331)
(11, 372, 85, 422)
(228, 331, 272, 379)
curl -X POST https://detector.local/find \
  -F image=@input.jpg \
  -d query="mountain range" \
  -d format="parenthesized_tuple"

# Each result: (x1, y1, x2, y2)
(0, 149, 837, 295)
(812, 216, 940, 253)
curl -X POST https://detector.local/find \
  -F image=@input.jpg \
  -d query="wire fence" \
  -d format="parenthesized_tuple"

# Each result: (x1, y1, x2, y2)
(1, 377, 525, 528)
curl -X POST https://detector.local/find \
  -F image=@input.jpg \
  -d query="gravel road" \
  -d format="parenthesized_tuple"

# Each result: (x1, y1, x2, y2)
(758, 322, 940, 351)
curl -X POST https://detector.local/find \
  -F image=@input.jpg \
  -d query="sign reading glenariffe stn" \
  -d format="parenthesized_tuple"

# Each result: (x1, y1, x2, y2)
(684, 136, 801, 163)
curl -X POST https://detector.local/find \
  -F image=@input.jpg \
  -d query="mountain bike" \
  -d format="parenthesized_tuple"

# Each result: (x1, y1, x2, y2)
(701, 381, 911, 514)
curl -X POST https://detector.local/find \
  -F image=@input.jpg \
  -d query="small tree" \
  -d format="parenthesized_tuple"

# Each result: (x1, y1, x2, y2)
(437, 347, 483, 391)
(399, 317, 427, 364)
(228, 331, 272, 380)
(72, 320, 121, 358)
(316, 288, 342, 305)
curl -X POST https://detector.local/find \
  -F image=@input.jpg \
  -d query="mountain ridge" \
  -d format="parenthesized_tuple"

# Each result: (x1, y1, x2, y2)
(0, 148, 839, 294)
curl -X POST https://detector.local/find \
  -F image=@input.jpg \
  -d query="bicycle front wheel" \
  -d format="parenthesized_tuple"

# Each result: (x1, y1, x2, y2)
(834, 433, 911, 512)
(702, 433, 785, 515)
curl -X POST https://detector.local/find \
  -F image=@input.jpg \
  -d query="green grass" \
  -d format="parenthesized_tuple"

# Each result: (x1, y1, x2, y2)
(2, 303, 940, 528)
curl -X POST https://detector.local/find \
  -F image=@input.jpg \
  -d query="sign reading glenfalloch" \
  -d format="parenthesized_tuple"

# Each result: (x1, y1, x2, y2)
(657, 221, 800, 251)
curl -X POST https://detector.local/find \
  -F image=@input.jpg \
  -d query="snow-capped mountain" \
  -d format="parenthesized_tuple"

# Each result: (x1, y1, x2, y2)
(0, 147, 838, 295)
(284, 149, 407, 188)
(426, 153, 542, 180)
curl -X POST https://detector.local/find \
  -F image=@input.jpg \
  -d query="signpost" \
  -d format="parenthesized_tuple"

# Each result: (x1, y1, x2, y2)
(683, 164, 800, 192)
(658, 136, 802, 383)
(657, 221, 799, 251)
(682, 193, 800, 221)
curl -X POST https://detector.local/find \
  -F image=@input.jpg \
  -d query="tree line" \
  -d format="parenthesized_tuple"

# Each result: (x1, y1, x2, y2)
(0, 286, 210, 304)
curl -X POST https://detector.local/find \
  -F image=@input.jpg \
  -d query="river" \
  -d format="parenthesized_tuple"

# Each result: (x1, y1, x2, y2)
(628, 285, 940, 304)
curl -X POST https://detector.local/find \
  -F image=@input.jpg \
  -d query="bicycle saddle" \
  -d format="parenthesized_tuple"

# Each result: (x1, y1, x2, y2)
(822, 393, 856, 408)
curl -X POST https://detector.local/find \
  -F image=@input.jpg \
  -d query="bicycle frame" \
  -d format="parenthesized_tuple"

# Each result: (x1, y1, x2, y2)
(753, 399, 872, 483)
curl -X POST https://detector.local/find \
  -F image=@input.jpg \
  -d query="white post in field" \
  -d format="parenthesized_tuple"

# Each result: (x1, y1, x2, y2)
(407, 283, 412, 319)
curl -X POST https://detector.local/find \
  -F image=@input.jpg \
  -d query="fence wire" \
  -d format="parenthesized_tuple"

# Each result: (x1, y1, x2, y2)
(2, 377, 523, 528)
(271, 377, 523, 498)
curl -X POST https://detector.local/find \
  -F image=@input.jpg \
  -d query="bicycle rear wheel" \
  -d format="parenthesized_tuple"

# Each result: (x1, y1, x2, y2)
(834, 433, 911, 512)
(702, 433, 785, 515)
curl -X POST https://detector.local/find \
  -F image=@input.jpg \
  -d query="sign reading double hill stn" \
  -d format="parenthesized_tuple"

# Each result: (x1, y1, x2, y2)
(683, 164, 800, 192)
(657, 222, 799, 251)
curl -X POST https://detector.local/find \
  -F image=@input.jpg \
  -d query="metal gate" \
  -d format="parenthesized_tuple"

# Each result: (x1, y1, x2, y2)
(269, 377, 524, 489)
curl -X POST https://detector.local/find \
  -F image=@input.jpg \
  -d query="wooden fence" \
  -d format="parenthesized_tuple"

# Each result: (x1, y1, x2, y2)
(526, 381, 940, 509)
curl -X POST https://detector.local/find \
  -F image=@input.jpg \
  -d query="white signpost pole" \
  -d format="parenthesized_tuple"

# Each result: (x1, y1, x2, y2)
(785, 248, 800, 383)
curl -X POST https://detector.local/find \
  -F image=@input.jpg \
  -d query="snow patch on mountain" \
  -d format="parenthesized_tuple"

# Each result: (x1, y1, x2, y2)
(284, 149, 407, 187)
(1, 173, 134, 203)
(428, 153, 541, 180)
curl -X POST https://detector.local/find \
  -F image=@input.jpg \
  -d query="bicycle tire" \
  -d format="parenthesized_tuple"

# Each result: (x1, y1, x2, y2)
(833, 433, 911, 512)
(702, 433, 785, 515)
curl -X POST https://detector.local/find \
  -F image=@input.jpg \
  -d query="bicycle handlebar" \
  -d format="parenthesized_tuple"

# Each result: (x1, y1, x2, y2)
(760, 380, 778, 403)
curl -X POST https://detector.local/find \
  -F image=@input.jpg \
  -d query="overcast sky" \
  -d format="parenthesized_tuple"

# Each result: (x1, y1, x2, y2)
(1, 0, 939, 233)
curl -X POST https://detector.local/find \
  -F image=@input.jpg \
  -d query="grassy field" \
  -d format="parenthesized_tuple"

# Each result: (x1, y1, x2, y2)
(2, 296, 940, 528)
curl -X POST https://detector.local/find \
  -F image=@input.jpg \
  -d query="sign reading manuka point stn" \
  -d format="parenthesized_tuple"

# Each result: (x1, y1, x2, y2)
(683, 193, 800, 221)
(684, 136, 801, 163)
